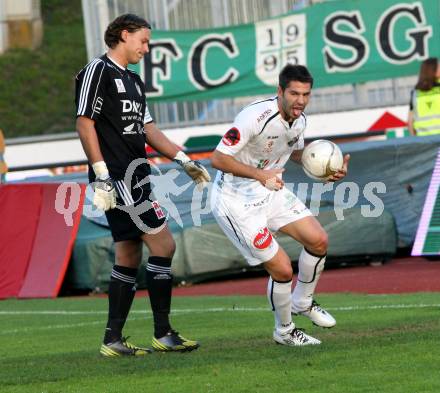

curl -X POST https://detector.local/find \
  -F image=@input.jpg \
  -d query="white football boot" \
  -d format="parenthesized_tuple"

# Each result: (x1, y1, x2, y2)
(292, 300, 336, 328)
(273, 327, 321, 346)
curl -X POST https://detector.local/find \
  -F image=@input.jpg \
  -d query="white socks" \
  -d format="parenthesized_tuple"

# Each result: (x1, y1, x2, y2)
(267, 277, 293, 334)
(292, 248, 326, 311)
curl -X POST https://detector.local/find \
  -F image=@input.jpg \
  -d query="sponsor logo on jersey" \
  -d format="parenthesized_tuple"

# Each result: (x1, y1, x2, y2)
(267, 135, 279, 140)
(121, 99, 143, 114)
(93, 97, 103, 114)
(257, 159, 269, 169)
(222, 127, 240, 146)
(263, 140, 274, 153)
(123, 122, 143, 135)
(253, 227, 273, 249)
(123, 123, 137, 135)
(114, 79, 126, 93)
(152, 200, 165, 219)
(121, 114, 143, 122)
(257, 109, 272, 123)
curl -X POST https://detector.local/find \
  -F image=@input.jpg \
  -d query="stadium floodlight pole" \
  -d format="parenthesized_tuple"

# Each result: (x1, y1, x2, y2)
(81, 0, 110, 61)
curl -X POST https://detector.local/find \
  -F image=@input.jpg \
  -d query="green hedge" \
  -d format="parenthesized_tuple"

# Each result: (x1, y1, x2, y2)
(0, 0, 87, 137)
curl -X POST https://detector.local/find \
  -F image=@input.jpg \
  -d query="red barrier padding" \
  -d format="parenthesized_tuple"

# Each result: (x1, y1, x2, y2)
(0, 184, 43, 299)
(18, 183, 85, 298)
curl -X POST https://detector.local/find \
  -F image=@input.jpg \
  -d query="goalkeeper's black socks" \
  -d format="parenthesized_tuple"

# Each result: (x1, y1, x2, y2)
(146, 256, 173, 338)
(103, 265, 138, 344)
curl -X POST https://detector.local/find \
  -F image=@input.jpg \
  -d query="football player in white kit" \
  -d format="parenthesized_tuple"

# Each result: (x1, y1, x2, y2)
(210, 65, 350, 346)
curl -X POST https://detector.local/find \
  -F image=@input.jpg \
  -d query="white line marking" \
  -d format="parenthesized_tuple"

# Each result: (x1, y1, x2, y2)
(0, 303, 439, 317)
(1, 317, 150, 335)
(1, 304, 438, 335)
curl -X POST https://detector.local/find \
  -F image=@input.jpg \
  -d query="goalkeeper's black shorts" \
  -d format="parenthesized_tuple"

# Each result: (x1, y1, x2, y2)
(105, 179, 167, 242)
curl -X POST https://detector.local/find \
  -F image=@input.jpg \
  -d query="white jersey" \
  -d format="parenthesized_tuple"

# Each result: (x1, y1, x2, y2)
(214, 96, 306, 199)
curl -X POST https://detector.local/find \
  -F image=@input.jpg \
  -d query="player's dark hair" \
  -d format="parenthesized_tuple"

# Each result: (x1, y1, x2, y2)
(104, 14, 151, 49)
(415, 57, 438, 91)
(279, 64, 314, 90)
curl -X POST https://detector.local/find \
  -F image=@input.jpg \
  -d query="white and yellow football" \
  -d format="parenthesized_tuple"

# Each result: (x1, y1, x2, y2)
(301, 139, 343, 181)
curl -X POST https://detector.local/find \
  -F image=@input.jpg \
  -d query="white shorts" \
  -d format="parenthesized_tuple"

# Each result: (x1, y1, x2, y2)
(211, 186, 312, 266)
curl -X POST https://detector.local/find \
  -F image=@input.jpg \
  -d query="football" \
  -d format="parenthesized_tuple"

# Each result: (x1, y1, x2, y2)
(301, 139, 344, 181)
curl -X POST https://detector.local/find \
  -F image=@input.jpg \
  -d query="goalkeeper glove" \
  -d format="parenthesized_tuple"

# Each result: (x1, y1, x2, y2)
(174, 151, 211, 189)
(92, 161, 116, 211)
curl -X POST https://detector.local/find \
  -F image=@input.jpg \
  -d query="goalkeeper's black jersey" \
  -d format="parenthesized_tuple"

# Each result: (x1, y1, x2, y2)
(75, 54, 152, 181)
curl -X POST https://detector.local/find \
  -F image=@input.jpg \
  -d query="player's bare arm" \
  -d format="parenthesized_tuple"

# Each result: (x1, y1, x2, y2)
(145, 122, 211, 186)
(76, 116, 105, 164)
(76, 116, 116, 211)
(289, 149, 303, 164)
(144, 122, 180, 159)
(211, 149, 284, 190)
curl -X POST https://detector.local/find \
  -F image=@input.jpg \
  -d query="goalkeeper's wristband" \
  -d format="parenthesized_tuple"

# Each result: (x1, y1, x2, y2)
(173, 151, 190, 166)
(94, 177, 115, 192)
(92, 161, 110, 180)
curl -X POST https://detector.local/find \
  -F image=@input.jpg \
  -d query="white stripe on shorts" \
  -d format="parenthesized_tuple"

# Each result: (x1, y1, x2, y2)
(115, 180, 135, 206)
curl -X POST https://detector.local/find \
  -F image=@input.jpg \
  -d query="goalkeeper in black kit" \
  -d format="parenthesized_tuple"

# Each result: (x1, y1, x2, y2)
(75, 14, 210, 356)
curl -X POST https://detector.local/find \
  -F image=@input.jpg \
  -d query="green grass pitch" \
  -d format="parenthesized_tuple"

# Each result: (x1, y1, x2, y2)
(1, 293, 439, 393)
